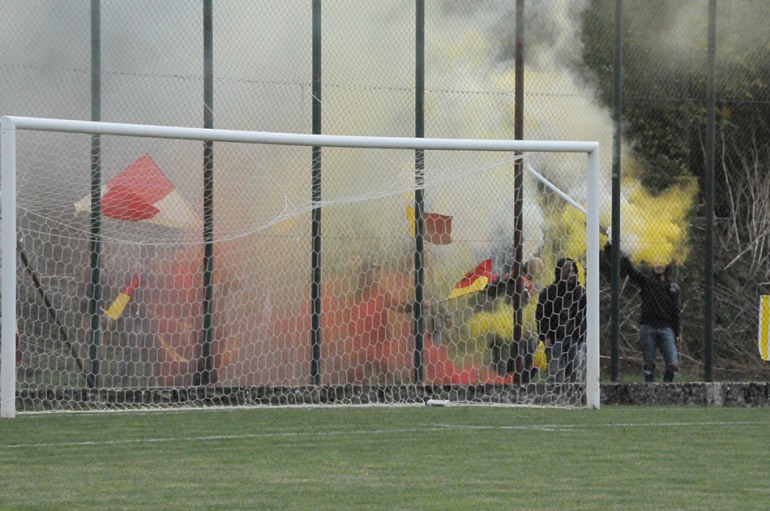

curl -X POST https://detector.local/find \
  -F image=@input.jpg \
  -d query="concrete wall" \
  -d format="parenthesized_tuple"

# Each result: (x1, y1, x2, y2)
(601, 382, 770, 407)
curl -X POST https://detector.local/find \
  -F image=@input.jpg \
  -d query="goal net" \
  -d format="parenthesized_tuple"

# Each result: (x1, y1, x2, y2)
(1, 117, 600, 417)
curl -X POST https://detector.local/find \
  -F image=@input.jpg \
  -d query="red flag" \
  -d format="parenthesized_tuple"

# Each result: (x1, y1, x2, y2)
(75, 154, 200, 229)
(448, 259, 496, 299)
(406, 206, 453, 245)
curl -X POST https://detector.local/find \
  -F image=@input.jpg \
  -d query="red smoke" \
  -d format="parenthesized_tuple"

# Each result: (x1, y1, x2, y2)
(142, 248, 511, 386)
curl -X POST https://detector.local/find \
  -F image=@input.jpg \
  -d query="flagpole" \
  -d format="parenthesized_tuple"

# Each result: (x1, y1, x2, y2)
(18, 242, 85, 375)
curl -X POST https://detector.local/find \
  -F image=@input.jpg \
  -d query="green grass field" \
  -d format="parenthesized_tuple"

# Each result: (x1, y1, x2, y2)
(1, 405, 768, 510)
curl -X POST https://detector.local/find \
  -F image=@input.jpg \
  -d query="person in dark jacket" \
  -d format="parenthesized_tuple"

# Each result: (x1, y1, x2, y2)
(613, 246, 682, 382)
(484, 257, 544, 305)
(484, 257, 544, 380)
(536, 258, 587, 382)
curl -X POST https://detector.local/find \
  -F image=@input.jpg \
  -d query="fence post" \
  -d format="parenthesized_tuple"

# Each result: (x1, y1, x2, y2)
(310, 0, 323, 385)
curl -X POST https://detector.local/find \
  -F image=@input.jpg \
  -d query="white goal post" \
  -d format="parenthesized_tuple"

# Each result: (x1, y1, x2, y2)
(1, 116, 600, 417)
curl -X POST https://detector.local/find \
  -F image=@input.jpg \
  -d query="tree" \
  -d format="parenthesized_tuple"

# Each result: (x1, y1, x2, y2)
(581, 0, 770, 379)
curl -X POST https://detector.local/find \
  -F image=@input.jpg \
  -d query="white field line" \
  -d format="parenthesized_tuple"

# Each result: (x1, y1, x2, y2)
(2, 421, 765, 450)
(3, 427, 453, 450)
(436, 420, 767, 430)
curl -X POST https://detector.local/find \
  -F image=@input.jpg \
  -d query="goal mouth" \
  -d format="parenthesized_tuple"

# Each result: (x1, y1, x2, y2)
(1, 116, 600, 416)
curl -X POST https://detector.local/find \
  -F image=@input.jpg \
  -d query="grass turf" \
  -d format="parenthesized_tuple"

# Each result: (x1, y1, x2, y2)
(1, 405, 768, 510)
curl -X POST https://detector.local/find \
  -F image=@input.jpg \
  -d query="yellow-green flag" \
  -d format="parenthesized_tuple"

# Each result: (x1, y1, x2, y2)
(759, 295, 770, 361)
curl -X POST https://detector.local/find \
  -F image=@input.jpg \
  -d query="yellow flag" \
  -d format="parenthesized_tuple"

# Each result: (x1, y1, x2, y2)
(105, 293, 132, 321)
(759, 295, 770, 361)
(104, 271, 142, 320)
(448, 259, 493, 299)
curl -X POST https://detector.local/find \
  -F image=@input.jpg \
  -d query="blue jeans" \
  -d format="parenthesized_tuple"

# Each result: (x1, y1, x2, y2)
(640, 324, 678, 373)
(547, 336, 584, 383)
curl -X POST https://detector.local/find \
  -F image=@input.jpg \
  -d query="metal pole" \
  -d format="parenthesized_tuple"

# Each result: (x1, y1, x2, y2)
(87, 0, 102, 389)
(610, 0, 623, 382)
(512, 0, 525, 378)
(704, 0, 717, 382)
(1, 119, 18, 418)
(586, 147, 602, 409)
(413, 0, 426, 383)
(199, 0, 215, 385)
(310, 0, 322, 385)
(5, 117, 598, 154)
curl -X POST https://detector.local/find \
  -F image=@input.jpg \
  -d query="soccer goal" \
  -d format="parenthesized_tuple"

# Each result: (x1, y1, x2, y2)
(1, 116, 600, 417)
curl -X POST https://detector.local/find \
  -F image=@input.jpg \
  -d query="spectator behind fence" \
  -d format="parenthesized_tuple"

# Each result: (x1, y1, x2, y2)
(605, 243, 682, 382)
(536, 258, 587, 382)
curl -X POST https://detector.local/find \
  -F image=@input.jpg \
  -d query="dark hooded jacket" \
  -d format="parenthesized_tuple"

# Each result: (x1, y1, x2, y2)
(601, 243, 681, 335)
(536, 258, 587, 344)
(621, 256, 681, 336)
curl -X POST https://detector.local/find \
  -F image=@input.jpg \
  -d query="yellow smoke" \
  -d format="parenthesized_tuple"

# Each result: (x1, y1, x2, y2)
(467, 300, 537, 341)
(558, 206, 609, 265)
(536, 157, 697, 272)
(620, 174, 698, 266)
(620, 156, 698, 264)
(537, 200, 601, 287)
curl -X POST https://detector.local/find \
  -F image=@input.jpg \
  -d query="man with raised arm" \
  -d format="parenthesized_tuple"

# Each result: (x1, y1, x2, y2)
(606, 243, 682, 382)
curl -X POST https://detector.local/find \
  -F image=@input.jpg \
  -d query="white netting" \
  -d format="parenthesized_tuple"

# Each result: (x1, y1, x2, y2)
(4, 122, 598, 412)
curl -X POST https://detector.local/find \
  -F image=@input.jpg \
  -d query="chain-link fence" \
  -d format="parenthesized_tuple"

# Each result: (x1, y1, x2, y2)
(1, 0, 768, 390)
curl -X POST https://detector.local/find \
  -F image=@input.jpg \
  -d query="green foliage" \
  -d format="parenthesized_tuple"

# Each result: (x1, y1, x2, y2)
(581, 0, 770, 202)
(582, 0, 770, 380)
